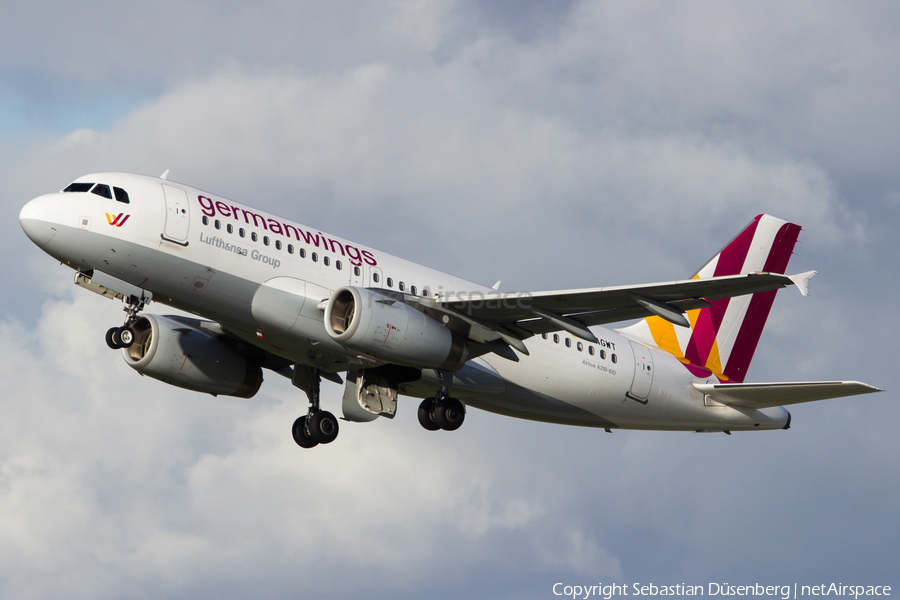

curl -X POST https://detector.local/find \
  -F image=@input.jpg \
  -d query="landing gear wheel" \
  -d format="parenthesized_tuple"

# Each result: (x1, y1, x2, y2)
(117, 326, 135, 348)
(292, 416, 318, 448)
(307, 411, 339, 444)
(434, 397, 465, 431)
(105, 327, 121, 349)
(418, 399, 440, 431)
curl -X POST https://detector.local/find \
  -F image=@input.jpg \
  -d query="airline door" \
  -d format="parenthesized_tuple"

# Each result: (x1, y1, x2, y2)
(162, 185, 190, 243)
(628, 341, 654, 400)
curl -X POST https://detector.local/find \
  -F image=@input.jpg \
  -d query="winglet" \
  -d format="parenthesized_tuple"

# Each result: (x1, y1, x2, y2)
(160, 169, 170, 180)
(788, 270, 816, 296)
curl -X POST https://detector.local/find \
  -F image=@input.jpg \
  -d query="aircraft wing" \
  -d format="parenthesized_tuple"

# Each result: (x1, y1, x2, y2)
(431, 271, 815, 351)
(693, 381, 883, 409)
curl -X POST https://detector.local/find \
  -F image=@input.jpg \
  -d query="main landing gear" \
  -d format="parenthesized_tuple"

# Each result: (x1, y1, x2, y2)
(291, 365, 340, 449)
(105, 292, 148, 350)
(418, 371, 466, 432)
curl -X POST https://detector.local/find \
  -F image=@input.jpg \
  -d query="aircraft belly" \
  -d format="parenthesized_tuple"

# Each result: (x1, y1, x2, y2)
(477, 339, 787, 431)
(44, 224, 261, 329)
(477, 338, 633, 427)
(467, 389, 618, 427)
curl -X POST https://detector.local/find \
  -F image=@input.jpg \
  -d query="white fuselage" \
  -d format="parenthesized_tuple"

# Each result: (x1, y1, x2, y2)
(20, 173, 790, 432)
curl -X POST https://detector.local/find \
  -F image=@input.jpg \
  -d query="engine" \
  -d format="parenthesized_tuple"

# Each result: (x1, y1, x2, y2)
(323, 286, 468, 371)
(121, 315, 263, 398)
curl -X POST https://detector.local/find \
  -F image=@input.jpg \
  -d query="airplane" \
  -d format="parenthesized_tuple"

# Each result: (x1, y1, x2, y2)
(19, 171, 881, 448)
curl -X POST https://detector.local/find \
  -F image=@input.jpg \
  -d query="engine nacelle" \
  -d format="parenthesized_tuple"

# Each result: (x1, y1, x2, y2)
(324, 286, 468, 371)
(121, 315, 263, 398)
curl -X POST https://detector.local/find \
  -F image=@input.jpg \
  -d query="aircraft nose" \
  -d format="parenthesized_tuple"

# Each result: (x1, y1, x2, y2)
(20, 195, 59, 246)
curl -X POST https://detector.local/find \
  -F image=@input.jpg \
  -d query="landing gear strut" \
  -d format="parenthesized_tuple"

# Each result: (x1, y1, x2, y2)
(291, 365, 340, 449)
(418, 371, 466, 432)
(105, 292, 148, 349)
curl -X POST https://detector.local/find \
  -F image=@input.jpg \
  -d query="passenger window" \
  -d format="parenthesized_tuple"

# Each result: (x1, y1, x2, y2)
(373, 273, 380, 283)
(202, 216, 209, 226)
(387, 277, 393, 287)
(600, 349, 606, 360)
(611, 354, 617, 364)
(214, 220, 221, 230)
(300, 248, 306, 258)
(64, 182, 94, 193)
(542, 333, 548, 340)
(589, 346, 595, 356)
(410, 285, 417, 295)
(565, 338, 571, 348)
(336, 260, 342, 270)
(91, 184, 112, 199)
(227, 224, 233, 234)
(113, 187, 130, 203)
(399, 282, 405, 291)
(354, 266, 360, 276)
(251, 232, 258, 242)
(323, 256, 330, 266)
(239, 228, 245, 238)
(553, 334, 560, 344)
(423, 288, 429, 296)
(288, 244, 294, 254)
(263, 236, 270, 246)
(275, 240, 282, 250)
(312, 252, 318, 262)
(577, 342, 583, 352)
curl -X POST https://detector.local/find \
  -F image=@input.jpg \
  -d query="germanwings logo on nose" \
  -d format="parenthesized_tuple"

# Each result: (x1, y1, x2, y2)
(106, 213, 130, 227)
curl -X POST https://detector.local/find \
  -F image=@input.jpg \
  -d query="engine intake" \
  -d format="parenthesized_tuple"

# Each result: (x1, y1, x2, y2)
(324, 286, 468, 371)
(122, 315, 263, 398)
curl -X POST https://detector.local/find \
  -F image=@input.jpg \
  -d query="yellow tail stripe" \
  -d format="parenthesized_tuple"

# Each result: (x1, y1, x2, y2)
(646, 316, 684, 359)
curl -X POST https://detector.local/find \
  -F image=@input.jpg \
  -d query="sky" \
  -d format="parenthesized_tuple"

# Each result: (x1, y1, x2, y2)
(1, 1, 898, 598)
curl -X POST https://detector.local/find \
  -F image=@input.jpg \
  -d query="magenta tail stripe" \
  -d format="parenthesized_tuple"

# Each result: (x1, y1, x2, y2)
(681, 215, 763, 367)
(722, 222, 802, 382)
(723, 290, 777, 382)
(763, 223, 801, 274)
(684, 305, 718, 367)
(713, 216, 760, 278)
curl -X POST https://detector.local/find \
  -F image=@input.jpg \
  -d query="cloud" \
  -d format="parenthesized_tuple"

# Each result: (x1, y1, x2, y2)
(5, 64, 859, 293)
(2, 1, 899, 598)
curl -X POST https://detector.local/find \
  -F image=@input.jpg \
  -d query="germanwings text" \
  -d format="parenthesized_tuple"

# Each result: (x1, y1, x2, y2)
(197, 195, 376, 266)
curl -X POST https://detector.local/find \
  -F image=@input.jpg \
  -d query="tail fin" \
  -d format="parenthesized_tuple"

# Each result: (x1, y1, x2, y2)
(621, 214, 802, 383)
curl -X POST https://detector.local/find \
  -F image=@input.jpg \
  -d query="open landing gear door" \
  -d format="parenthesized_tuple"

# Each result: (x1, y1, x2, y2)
(342, 369, 399, 422)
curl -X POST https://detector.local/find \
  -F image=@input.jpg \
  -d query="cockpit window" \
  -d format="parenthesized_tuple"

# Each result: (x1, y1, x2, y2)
(63, 182, 94, 193)
(113, 187, 130, 204)
(91, 184, 112, 199)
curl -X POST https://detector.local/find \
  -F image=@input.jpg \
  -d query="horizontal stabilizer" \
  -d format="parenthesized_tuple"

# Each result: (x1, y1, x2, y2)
(693, 381, 882, 409)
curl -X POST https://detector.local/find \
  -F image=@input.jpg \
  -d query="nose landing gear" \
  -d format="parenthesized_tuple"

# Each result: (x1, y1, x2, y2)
(105, 325, 135, 349)
(105, 292, 148, 349)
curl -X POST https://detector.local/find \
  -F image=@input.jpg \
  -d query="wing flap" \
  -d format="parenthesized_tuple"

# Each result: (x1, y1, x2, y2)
(693, 381, 882, 409)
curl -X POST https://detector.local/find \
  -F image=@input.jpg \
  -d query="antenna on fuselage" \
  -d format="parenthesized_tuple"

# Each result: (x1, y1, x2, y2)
(160, 169, 170, 180)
